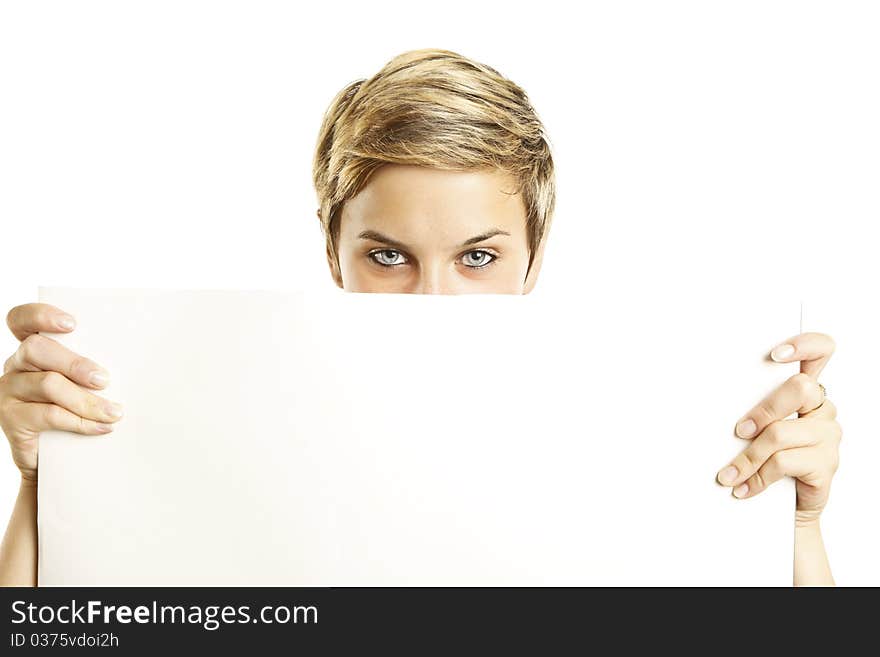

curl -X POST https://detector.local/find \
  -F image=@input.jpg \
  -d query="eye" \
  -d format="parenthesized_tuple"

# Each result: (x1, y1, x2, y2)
(369, 249, 408, 267)
(460, 249, 497, 269)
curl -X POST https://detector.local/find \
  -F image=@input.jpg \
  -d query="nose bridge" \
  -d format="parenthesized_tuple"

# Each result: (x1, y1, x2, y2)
(416, 259, 450, 295)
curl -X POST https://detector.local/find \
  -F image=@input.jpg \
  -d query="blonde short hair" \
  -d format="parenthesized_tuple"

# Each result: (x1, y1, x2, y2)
(312, 48, 556, 276)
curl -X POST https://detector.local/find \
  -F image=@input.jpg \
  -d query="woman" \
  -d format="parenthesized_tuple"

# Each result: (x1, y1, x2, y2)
(0, 49, 841, 586)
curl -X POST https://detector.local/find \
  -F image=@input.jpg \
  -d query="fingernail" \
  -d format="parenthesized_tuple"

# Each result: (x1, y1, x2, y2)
(56, 315, 76, 331)
(733, 483, 749, 498)
(736, 418, 757, 438)
(104, 402, 124, 419)
(90, 370, 110, 387)
(96, 423, 114, 433)
(771, 343, 795, 361)
(717, 465, 738, 486)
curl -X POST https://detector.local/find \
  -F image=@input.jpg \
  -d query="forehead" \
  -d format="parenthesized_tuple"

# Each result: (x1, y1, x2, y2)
(340, 164, 527, 242)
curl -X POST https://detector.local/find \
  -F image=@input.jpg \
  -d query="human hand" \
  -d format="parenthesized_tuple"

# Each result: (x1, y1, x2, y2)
(716, 332, 841, 526)
(0, 303, 123, 482)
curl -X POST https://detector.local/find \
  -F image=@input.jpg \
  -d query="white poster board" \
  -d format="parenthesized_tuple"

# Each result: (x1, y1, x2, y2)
(37, 287, 797, 585)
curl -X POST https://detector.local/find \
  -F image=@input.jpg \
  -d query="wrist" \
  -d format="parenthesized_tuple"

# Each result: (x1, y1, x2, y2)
(19, 475, 38, 491)
(795, 510, 822, 531)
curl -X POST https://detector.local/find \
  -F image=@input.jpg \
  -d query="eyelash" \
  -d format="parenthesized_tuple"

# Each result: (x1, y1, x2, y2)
(460, 249, 499, 269)
(367, 249, 408, 268)
(367, 248, 500, 270)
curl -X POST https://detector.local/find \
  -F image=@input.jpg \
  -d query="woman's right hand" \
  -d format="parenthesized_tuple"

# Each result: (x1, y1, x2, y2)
(0, 303, 124, 483)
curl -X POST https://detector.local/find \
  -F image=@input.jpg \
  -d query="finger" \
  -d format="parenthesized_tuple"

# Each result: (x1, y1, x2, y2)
(801, 397, 837, 421)
(5, 371, 123, 423)
(6, 303, 76, 342)
(717, 417, 836, 487)
(2, 333, 110, 389)
(729, 446, 835, 499)
(5, 400, 115, 436)
(768, 332, 836, 379)
(734, 372, 824, 439)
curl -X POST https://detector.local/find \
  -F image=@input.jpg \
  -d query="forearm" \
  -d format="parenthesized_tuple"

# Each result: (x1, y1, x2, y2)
(0, 477, 38, 587)
(793, 518, 834, 586)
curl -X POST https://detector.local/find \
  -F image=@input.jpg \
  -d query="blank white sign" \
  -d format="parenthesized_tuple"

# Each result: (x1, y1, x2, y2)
(36, 287, 796, 585)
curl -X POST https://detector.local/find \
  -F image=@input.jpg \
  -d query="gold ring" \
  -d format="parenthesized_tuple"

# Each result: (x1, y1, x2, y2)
(805, 382, 826, 413)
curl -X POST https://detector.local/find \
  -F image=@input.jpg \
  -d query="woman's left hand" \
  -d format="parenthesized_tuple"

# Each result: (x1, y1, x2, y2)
(716, 332, 841, 526)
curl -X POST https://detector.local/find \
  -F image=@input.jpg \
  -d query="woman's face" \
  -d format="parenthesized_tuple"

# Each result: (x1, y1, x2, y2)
(328, 164, 543, 294)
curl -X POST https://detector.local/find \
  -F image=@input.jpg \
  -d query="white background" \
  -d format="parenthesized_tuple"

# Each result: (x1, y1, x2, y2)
(1, 1, 878, 584)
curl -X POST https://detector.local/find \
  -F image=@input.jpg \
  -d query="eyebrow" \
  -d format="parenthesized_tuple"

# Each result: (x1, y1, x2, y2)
(357, 228, 511, 249)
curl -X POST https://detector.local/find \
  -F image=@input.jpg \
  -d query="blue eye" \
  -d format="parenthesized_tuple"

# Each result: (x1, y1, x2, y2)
(369, 249, 407, 266)
(461, 250, 496, 268)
